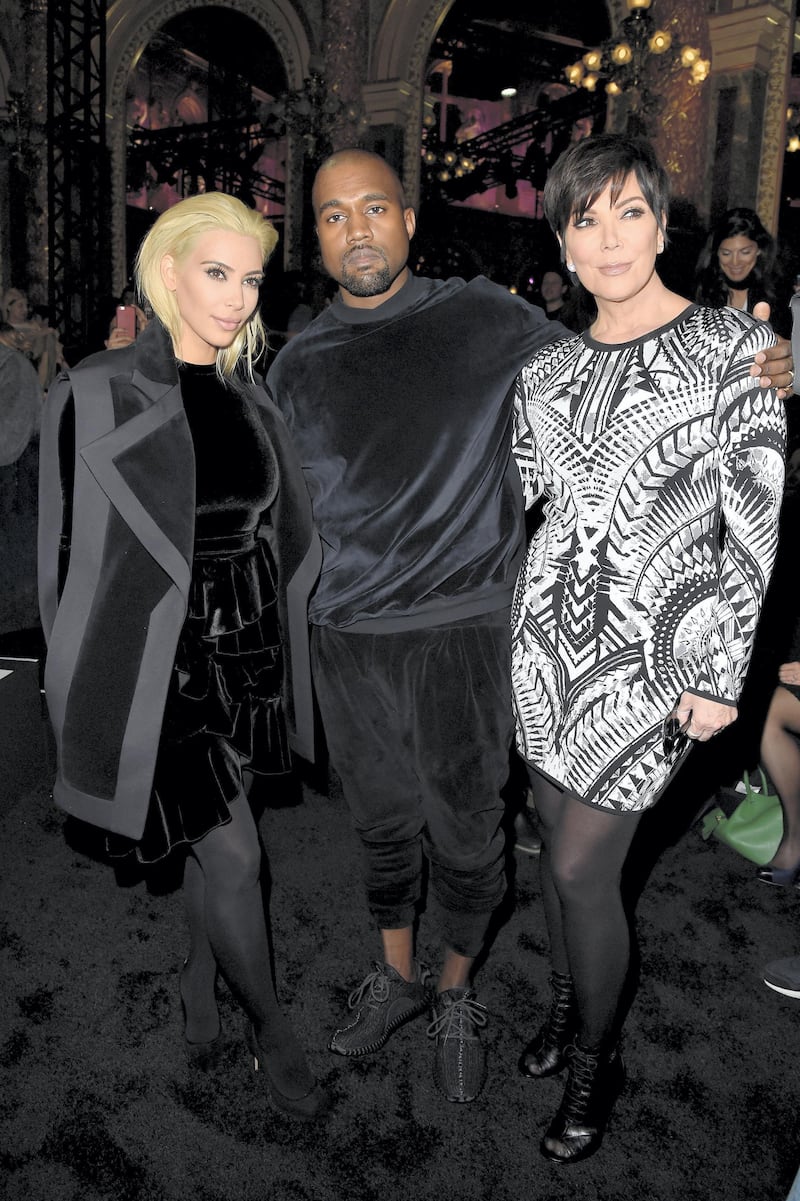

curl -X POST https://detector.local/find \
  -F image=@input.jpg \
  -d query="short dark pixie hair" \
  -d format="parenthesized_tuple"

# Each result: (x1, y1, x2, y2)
(543, 134, 670, 251)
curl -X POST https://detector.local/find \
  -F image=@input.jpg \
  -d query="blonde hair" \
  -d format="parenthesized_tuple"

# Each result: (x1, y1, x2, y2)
(134, 192, 279, 379)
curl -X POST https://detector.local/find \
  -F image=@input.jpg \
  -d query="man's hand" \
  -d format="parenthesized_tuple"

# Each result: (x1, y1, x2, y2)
(751, 301, 794, 397)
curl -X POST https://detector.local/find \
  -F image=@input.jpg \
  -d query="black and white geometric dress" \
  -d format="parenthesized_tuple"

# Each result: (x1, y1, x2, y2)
(511, 304, 786, 812)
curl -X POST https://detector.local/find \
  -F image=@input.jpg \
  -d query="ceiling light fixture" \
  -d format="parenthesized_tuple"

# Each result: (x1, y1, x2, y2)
(564, 0, 709, 135)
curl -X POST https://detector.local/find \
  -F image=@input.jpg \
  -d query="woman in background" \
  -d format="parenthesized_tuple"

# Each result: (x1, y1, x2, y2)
(512, 135, 785, 1163)
(695, 206, 785, 332)
(38, 192, 326, 1124)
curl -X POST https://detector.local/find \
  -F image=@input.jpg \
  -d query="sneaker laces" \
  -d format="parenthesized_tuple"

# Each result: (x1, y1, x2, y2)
(347, 963, 392, 1009)
(426, 993, 488, 1039)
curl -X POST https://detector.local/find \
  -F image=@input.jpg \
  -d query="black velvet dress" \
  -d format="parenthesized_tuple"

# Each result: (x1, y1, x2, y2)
(109, 362, 290, 864)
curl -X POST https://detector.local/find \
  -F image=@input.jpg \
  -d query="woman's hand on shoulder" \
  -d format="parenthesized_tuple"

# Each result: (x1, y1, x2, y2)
(674, 692, 737, 742)
(778, 662, 800, 686)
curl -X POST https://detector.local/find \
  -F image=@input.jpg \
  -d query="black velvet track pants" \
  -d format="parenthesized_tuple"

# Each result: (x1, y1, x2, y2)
(311, 610, 512, 958)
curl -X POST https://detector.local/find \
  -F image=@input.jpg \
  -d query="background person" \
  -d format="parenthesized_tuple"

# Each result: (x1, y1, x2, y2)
(756, 294, 800, 892)
(757, 644, 800, 889)
(538, 267, 585, 334)
(759, 294, 800, 995)
(695, 206, 787, 334)
(539, 268, 569, 318)
(104, 285, 150, 350)
(1, 286, 68, 390)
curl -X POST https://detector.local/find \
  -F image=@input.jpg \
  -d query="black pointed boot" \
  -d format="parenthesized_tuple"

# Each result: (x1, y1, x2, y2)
(540, 1041, 625, 1163)
(517, 971, 575, 1079)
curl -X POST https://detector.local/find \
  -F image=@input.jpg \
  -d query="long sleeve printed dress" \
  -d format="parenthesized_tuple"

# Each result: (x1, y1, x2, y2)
(511, 304, 786, 811)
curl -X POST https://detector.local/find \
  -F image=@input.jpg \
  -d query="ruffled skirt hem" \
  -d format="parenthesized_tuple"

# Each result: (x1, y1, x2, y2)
(107, 537, 290, 865)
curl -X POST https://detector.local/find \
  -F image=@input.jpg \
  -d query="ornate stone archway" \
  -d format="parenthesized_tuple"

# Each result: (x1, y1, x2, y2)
(106, 0, 312, 290)
(367, 0, 456, 202)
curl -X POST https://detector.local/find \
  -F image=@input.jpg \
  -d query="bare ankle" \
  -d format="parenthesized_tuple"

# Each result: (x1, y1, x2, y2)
(380, 926, 415, 981)
(438, 948, 474, 993)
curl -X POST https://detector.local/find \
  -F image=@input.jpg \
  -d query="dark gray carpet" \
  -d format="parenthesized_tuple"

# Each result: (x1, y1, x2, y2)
(1, 724, 799, 1201)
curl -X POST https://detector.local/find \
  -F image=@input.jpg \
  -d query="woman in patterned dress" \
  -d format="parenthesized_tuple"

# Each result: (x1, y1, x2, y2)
(511, 135, 786, 1162)
(38, 194, 327, 1123)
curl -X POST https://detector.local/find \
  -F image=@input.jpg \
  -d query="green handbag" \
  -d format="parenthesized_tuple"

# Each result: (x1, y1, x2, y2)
(700, 767, 783, 865)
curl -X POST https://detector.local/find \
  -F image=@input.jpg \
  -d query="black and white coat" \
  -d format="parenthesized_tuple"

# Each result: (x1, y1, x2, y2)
(38, 319, 320, 839)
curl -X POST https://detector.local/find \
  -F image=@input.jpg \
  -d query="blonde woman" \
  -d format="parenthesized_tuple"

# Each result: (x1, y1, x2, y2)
(38, 193, 326, 1123)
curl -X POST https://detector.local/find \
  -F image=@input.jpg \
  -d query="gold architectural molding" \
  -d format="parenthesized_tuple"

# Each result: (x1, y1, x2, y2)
(708, 1, 794, 230)
(369, 0, 456, 203)
(361, 80, 415, 128)
(708, 2, 787, 73)
(755, 2, 794, 230)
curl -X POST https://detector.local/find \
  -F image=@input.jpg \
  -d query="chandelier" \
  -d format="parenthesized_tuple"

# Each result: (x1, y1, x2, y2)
(262, 68, 350, 159)
(564, 0, 709, 132)
(419, 60, 479, 185)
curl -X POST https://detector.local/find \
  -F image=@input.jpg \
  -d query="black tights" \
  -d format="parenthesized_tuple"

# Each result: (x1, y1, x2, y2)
(532, 774, 642, 1049)
(760, 685, 800, 871)
(181, 795, 313, 1097)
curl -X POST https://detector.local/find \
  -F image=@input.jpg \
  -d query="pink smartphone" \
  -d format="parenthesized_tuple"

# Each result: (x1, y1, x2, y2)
(116, 304, 136, 338)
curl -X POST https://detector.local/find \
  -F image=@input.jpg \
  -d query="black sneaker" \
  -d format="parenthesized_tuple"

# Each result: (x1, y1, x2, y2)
(427, 987, 488, 1102)
(763, 955, 800, 998)
(329, 961, 431, 1056)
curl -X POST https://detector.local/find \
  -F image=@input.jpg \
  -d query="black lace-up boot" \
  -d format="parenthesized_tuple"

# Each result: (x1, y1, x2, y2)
(540, 1041, 625, 1163)
(517, 971, 575, 1078)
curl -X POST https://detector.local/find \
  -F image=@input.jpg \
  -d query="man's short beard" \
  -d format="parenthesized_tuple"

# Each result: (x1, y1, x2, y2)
(340, 262, 393, 297)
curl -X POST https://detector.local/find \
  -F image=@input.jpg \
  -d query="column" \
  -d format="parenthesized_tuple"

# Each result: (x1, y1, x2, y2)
(321, 0, 369, 149)
(707, 0, 795, 228)
(13, 0, 48, 304)
(649, 0, 713, 204)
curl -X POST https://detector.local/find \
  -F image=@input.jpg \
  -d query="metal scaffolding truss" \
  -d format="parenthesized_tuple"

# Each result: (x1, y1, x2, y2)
(47, 0, 109, 352)
(127, 120, 287, 209)
(425, 89, 605, 202)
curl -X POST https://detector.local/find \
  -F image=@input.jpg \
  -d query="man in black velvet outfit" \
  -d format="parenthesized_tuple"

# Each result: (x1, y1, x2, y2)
(265, 148, 569, 1103)
(266, 148, 793, 1104)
